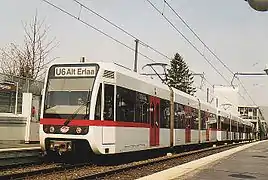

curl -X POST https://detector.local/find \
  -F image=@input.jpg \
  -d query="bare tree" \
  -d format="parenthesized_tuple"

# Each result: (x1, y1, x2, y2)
(0, 12, 58, 80)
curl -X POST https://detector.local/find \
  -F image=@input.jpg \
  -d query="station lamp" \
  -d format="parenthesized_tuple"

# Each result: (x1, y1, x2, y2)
(246, 0, 268, 11)
(264, 65, 268, 75)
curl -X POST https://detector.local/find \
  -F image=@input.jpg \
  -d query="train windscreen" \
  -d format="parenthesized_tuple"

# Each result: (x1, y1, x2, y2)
(43, 64, 98, 119)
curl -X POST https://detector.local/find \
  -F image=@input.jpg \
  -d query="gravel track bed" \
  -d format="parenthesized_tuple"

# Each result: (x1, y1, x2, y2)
(24, 158, 171, 180)
(0, 152, 41, 170)
(25, 164, 99, 180)
(102, 144, 242, 180)
(0, 163, 62, 176)
(24, 143, 244, 180)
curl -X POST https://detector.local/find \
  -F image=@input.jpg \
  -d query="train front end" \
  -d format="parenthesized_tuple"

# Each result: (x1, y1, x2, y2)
(40, 63, 100, 155)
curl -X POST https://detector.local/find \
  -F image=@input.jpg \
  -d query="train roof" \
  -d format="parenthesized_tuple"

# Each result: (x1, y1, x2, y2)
(217, 108, 231, 118)
(49, 61, 248, 122)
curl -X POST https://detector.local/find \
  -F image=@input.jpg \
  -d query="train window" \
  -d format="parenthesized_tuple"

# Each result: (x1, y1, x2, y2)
(94, 84, 102, 120)
(174, 103, 179, 129)
(116, 86, 135, 122)
(160, 99, 170, 128)
(200, 111, 204, 129)
(184, 106, 193, 129)
(174, 103, 185, 129)
(201, 111, 209, 130)
(150, 103, 154, 126)
(142, 103, 149, 123)
(218, 116, 222, 130)
(207, 113, 217, 129)
(192, 108, 199, 130)
(156, 104, 159, 127)
(253, 108, 257, 117)
(135, 92, 149, 123)
(104, 84, 114, 120)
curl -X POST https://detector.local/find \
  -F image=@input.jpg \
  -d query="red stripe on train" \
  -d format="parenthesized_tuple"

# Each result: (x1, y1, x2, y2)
(40, 118, 151, 128)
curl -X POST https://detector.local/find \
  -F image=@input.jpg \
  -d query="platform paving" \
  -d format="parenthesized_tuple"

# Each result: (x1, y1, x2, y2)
(0, 140, 39, 150)
(179, 140, 268, 180)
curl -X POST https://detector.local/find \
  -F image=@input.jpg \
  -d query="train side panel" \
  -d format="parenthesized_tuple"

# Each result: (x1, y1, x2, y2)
(114, 127, 149, 153)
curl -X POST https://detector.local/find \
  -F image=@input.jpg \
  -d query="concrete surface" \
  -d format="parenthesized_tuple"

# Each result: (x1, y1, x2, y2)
(178, 140, 268, 180)
(137, 141, 262, 180)
(0, 140, 39, 150)
(0, 113, 39, 142)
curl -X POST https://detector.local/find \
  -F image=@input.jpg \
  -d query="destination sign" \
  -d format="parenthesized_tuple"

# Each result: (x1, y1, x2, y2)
(54, 66, 96, 77)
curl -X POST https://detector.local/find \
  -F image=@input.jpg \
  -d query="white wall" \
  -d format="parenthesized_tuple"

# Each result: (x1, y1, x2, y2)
(0, 116, 26, 140)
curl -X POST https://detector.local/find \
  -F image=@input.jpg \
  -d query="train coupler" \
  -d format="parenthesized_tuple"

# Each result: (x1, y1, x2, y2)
(49, 140, 72, 155)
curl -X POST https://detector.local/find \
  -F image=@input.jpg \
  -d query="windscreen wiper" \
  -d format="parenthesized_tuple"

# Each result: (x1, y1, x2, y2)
(63, 101, 90, 126)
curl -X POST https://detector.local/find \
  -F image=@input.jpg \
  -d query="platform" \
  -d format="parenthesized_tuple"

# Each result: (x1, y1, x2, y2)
(0, 140, 40, 151)
(137, 141, 266, 180)
(178, 140, 268, 180)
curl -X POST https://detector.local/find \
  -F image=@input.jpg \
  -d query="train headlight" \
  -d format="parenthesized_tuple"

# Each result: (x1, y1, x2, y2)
(49, 126, 55, 133)
(76, 127, 82, 134)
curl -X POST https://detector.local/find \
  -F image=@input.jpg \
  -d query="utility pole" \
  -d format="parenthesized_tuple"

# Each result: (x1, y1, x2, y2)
(230, 119, 232, 140)
(134, 39, 139, 72)
(170, 87, 174, 147)
(197, 98, 201, 143)
(207, 88, 209, 103)
(15, 82, 19, 115)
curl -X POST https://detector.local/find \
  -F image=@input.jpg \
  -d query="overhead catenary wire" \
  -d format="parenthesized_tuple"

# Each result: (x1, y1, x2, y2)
(72, 0, 173, 62)
(164, 0, 234, 75)
(147, 0, 256, 106)
(42, 0, 234, 106)
(236, 78, 257, 106)
(145, 0, 230, 84)
(237, 78, 257, 105)
(194, 86, 232, 108)
(192, 78, 243, 111)
(164, 1, 257, 106)
(42, 0, 253, 106)
(163, 0, 256, 106)
(43, 1, 205, 80)
(42, 0, 206, 81)
(41, 0, 157, 65)
(203, 78, 251, 106)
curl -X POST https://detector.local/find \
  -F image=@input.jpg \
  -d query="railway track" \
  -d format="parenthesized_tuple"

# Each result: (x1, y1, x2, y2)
(0, 141, 251, 180)
(0, 148, 42, 170)
(76, 142, 248, 180)
(0, 162, 93, 179)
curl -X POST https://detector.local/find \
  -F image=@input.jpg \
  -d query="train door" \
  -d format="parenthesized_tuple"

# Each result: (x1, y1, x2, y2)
(185, 107, 192, 143)
(149, 96, 160, 146)
(102, 83, 115, 145)
(185, 122, 191, 143)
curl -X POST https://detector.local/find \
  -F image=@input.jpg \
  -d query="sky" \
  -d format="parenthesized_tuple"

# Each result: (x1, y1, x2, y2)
(0, 0, 268, 106)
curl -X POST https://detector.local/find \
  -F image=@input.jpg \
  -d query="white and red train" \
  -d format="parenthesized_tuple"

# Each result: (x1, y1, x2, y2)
(40, 62, 254, 155)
